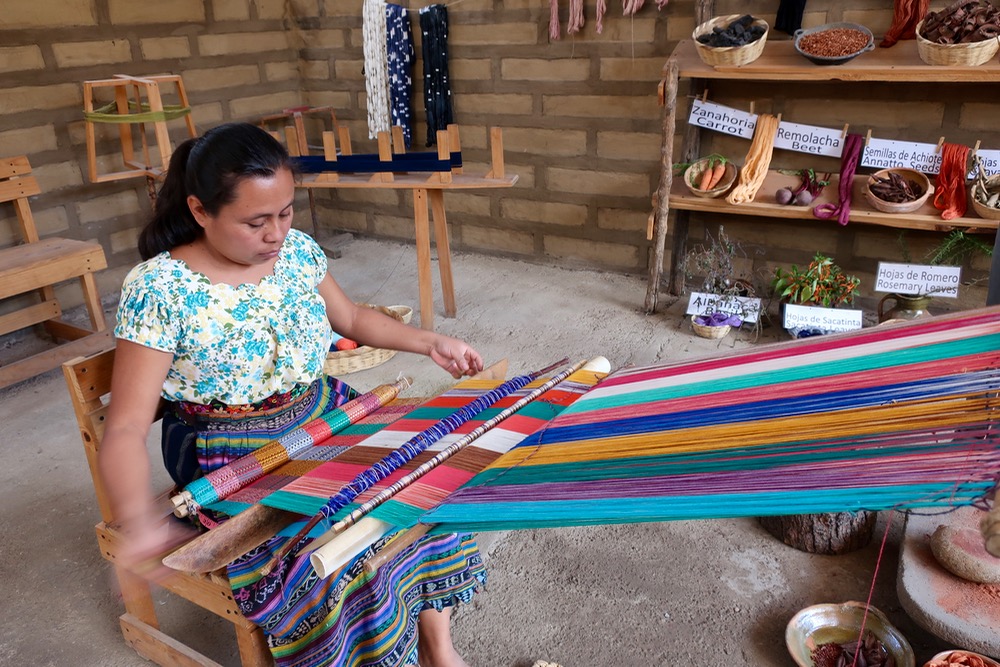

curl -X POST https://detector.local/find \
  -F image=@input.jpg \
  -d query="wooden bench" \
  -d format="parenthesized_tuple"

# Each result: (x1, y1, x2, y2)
(0, 155, 110, 390)
(63, 346, 273, 667)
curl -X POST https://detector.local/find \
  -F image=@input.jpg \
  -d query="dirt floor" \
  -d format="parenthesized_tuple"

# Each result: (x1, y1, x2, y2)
(0, 236, 962, 666)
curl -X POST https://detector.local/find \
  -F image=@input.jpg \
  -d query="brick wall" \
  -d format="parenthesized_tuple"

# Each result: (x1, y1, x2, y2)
(1, 0, 995, 314)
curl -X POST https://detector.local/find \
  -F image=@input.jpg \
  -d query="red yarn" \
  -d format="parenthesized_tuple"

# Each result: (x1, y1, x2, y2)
(813, 133, 863, 226)
(880, 0, 930, 47)
(934, 143, 970, 221)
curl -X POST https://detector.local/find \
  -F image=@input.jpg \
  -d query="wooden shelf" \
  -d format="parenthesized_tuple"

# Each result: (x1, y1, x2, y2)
(670, 170, 998, 233)
(673, 39, 1000, 82)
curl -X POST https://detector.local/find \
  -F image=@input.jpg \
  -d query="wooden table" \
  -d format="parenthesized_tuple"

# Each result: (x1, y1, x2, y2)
(299, 129, 516, 331)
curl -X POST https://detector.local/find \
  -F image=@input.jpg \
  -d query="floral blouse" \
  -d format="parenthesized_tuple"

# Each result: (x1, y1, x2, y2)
(114, 228, 333, 405)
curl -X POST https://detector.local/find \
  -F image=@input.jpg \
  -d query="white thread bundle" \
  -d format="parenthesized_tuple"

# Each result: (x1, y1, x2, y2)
(363, 0, 391, 139)
(726, 113, 780, 205)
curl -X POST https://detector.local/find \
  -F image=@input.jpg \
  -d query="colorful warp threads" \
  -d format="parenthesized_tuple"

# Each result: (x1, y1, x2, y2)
(934, 142, 971, 220)
(419, 4, 453, 146)
(385, 3, 414, 148)
(423, 309, 1000, 532)
(813, 133, 864, 226)
(176, 379, 410, 516)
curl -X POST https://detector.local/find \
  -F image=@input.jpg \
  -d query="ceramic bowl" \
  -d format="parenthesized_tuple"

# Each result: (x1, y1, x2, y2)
(864, 167, 933, 214)
(794, 22, 875, 66)
(924, 650, 1000, 667)
(683, 158, 738, 198)
(786, 601, 915, 667)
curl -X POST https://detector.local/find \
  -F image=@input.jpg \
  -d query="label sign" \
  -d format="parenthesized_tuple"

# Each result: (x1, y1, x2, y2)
(688, 100, 756, 139)
(773, 120, 844, 157)
(783, 304, 863, 332)
(686, 292, 762, 323)
(970, 149, 1000, 179)
(875, 262, 961, 298)
(861, 139, 941, 174)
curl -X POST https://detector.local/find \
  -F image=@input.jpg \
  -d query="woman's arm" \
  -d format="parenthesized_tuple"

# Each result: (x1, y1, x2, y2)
(100, 340, 175, 548)
(319, 273, 483, 378)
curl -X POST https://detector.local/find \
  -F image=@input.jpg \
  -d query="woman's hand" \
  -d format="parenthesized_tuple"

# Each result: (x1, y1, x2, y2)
(429, 334, 484, 379)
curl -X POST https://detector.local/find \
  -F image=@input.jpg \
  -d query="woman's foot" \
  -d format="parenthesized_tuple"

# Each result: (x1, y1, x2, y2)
(416, 607, 469, 667)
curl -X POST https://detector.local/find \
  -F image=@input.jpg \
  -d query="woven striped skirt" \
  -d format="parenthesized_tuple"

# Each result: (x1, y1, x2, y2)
(162, 377, 486, 667)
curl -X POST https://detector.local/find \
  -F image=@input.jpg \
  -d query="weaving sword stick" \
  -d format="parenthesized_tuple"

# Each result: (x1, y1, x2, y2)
(422, 309, 1000, 533)
(308, 358, 601, 577)
(263, 358, 570, 573)
(170, 378, 411, 517)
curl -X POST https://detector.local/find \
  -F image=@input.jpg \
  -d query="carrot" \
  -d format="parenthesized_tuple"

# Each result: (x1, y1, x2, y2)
(698, 161, 715, 190)
(706, 158, 727, 189)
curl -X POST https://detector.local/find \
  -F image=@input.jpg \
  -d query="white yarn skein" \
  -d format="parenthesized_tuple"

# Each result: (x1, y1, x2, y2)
(362, 0, 391, 139)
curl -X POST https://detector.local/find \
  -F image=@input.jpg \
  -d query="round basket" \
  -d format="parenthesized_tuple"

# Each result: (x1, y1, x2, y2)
(683, 158, 738, 198)
(863, 167, 933, 214)
(970, 174, 1000, 220)
(691, 319, 731, 339)
(693, 14, 769, 67)
(916, 19, 1000, 66)
(324, 304, 413, 376)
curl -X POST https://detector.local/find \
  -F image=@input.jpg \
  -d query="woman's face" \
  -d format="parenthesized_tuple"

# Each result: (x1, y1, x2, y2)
(187, 167, 296, 267)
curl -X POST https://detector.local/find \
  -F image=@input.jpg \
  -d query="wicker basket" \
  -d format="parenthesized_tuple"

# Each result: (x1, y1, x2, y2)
(916, 19, 1000, 66)
(683, 158, 738, 198)
(324, 304, 413, 376)
(691, 319, 731, 339)
(693, 15, 769, 67)
(863, 167, 932, 214)
(971, 174, 1000, 220)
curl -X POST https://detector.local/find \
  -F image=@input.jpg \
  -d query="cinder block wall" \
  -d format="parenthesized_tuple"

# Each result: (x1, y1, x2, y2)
(1, 0, 993, 315)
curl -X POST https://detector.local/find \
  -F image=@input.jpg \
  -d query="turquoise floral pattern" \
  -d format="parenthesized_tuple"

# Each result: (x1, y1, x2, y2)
(114, 228, 333, 405)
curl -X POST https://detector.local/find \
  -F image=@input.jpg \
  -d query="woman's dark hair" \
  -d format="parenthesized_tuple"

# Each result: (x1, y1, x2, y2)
(138, 122, 292, 259)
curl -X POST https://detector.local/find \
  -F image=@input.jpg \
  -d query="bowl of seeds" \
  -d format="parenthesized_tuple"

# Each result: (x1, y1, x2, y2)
(794, 22, 875, 65)
(864, 167, 933, 214)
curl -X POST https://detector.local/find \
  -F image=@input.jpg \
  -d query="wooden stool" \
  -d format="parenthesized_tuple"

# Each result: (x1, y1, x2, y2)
(62, 347, 273, 667)
(0, 155, 110, 389)
(83, 74, 196, 190)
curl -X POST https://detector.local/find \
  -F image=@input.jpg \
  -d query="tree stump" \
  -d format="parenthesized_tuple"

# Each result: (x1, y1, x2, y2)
(758, 511, 878, 555)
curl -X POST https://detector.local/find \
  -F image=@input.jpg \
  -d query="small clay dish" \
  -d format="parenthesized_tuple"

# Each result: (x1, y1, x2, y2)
(794, 22, 875, 66)
(924, 650, 1000, 667)
(683, 158, 738, 198)
(864, 167, 932, 214)
(786, 601, 915, 667)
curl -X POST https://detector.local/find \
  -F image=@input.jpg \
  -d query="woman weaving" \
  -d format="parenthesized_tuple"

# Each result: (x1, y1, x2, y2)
(101, 122, 484, 667)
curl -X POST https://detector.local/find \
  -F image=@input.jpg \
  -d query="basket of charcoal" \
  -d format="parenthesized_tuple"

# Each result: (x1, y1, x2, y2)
(864, 167, 933, 214)
(693, 14, 769, 67)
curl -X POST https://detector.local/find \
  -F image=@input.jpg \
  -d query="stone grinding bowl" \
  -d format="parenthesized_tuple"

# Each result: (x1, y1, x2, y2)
(786, 601, 915, 667)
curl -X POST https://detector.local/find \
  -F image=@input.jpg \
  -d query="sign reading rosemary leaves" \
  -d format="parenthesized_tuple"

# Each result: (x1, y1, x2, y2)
(783, 304, 863, 332)
(875, 262, 961, 298)
(686, 292, 761, 323)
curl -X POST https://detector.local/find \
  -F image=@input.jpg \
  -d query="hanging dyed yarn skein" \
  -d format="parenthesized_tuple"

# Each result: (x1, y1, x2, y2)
(419, 4, 453, 147)
(363, 0, 391, 139)
(726, 113, 780, 205)
(880, 0, 930, 47)
(934, 143, 971, 221)
(385, 3, 415, 148)
(813, 133, 864, 226)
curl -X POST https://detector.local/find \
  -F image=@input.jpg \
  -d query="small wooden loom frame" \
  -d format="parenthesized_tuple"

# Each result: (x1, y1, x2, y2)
(82, 74, 197, 191)
(63, 346, 272, 667)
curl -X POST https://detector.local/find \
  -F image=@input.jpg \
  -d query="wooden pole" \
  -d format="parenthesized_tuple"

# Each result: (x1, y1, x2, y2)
(645, 57, 679, 314)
